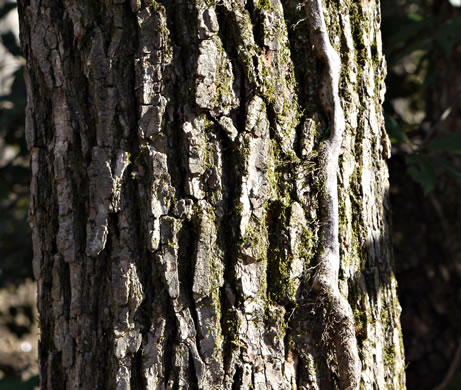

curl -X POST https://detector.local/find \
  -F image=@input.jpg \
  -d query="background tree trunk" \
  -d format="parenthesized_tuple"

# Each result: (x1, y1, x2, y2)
(17, 0, 405, 389)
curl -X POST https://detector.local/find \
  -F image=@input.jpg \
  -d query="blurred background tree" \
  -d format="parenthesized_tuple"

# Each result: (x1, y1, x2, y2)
(0, 0, 460, 388)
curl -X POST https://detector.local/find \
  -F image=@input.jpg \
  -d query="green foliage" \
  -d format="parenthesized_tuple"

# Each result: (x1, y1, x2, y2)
(383, 4, 461, 194)
(405, 154, 436, 195)
(383, 15, 432, 66)
(384, 112, 409, 144)
(404, 145, 461, 196)
(426, 133, 461, 153)
(384, 14, 461, 63)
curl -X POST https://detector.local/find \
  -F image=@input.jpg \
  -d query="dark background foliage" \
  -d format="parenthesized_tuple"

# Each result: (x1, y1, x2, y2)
(0, 1, 38, 388)
(0, 0, 29, 288)
(0, 0, 460, 388)
(383, 0, 461, 388)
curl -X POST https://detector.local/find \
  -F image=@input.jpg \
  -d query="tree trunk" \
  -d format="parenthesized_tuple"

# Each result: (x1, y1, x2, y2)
(18, 0, 405, 389)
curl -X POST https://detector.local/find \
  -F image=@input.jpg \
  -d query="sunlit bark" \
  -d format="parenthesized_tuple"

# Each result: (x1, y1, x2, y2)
(18, 0, 405, 388)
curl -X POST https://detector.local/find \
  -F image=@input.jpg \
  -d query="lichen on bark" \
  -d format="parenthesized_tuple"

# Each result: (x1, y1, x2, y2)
(18, 0, 405, 388)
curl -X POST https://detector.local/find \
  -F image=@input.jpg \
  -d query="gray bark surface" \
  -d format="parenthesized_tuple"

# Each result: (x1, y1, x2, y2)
(18, 0, 405, 388)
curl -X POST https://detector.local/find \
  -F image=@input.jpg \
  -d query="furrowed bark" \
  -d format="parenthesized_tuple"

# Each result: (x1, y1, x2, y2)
(18, 0, 406, 389)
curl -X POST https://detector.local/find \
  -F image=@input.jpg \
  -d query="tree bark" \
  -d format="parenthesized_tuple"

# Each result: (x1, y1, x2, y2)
(18, 0, 405, 389)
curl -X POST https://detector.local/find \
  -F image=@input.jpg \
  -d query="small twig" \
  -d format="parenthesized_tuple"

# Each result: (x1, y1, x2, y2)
(291, 18, 307, 30)
(422, 106, 453, 144)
